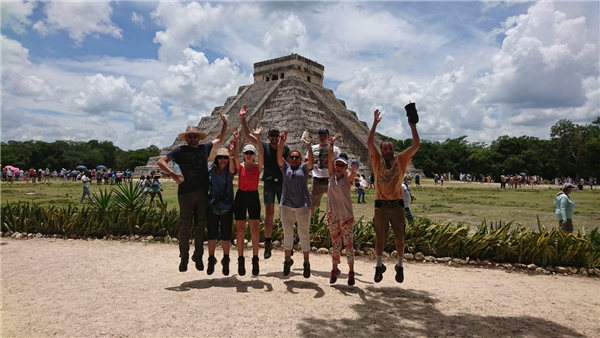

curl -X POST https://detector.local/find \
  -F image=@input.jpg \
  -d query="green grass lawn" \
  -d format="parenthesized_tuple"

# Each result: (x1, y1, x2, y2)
(2, 178, 598, 232)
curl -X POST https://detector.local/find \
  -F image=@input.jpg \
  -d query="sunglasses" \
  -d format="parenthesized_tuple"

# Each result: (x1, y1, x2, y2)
(289, 155, 300, 160)
(244, 151, 255, 155)
(269, 134, 279, 138)
(335, 163, 347, 167)
(216, 156, 229, 160)
(186, 135, 200, 140)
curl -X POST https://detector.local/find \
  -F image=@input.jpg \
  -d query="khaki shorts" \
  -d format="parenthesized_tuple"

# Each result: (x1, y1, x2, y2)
(310, 179, 329, 208)
(374, 200, 406, 241)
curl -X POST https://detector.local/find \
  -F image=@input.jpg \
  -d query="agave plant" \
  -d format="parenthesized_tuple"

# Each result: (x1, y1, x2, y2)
(112, 182, 146, 211)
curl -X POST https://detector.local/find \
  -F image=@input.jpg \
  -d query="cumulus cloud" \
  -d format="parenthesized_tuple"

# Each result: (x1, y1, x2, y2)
(1, 0, 37, 34)
(74, 74, 135, 115)
(262, 14, 306, 57)
(33, 1, 122, 46)
(478, 1, 598, 110)
(131, 92, 163, 131)
(151, 2, 224, 61)
(142, 48, 250, 115)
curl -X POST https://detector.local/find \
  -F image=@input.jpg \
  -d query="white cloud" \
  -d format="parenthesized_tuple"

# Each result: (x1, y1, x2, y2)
(142, 48, 250, 115)
(74, 74, 135, 115)
(151, 1, 225, 61)
(1, 0, 37, 34)
(478, 1, 598, 110)
(131, 12, 144, 28)
(262, 14, 306, 57)
(33, 1, 122, 46)
(131, 92, 163, 131)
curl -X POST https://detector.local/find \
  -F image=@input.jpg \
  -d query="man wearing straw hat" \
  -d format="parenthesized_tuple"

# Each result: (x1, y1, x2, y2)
(157, 112, 228, 272)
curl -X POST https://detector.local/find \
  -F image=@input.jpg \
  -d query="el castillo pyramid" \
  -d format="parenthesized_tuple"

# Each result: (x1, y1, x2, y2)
(134, 54, 422, 177)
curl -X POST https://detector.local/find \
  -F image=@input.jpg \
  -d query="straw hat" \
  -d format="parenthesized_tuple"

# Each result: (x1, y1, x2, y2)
(209, 148, 231, 161)
(177, 126, 207, 141)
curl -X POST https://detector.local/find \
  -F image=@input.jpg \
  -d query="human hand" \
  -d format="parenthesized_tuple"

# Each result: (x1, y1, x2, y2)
(253, 126, 263, 136)
(219, 111, 227, 125)
(351, 163, 358, 172)
(227, 141, 235, 155)
(373, 109, 382, 125)
(240, 104, 248, 117)
(171, 172, 184, 185)
(280, 131, 288, 143)
(232, 127, 240, 140)
(330, 133, 339, 145)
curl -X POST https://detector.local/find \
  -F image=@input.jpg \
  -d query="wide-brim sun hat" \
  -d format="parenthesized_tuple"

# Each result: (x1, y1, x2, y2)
(562, 183, 576, 190)
(178, 126, 207, 141)
(209, 148, 231, 161)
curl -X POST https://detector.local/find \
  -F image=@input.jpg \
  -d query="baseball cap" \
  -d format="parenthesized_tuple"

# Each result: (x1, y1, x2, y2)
(243, 144, 257, 154)
(268, 127, 280, 134)
(318, 128, 329, 135)
(334, 157, 348, 165)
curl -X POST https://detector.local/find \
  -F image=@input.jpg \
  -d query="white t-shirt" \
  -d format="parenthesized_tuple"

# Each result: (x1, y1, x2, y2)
(401, 183, 411, 208)
(82, 176, 90, 188)
(307, 144, 340, 178)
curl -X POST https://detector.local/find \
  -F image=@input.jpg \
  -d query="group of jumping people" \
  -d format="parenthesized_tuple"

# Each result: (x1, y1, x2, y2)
(156, 104, 420, 285)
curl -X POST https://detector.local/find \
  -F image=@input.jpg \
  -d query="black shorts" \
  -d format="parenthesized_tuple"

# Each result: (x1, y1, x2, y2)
(233, 190, 261, 221)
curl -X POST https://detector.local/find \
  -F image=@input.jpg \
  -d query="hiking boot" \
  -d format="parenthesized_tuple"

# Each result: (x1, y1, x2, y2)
(283, 258, 294, 276)
(179, 257, 189, 272)
(238, 256, 246, 276)
(348, 271, 356, 286)
(330, 268, 341, 284)
(207, 256, 217, 275)
(252, 256, 260, 276)
(303, 262, 311, 278)
(191, 255, 204, 271)
(221, 256, 230, 276)
(395, 265, 404, 283)
(264, 240, 273, 259)
(374, 264, 387, 283)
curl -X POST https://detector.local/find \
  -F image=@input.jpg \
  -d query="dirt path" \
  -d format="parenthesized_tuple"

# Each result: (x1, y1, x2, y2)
(1, 238, 598, 337)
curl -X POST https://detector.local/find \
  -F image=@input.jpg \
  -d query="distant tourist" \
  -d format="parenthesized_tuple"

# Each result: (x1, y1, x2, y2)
(80, 172, 94, 204)
(368, 108, 420, 284)
(157, 114, 228, 273)
(402, 175, 415, 224)
(555, 183, 576, 235)
(149, 175, 164, 206)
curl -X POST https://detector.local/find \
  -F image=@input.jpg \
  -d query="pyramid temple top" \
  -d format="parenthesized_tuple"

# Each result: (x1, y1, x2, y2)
(253, 53, 324, 86)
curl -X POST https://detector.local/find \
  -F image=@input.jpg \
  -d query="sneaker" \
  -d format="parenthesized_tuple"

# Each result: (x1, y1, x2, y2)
(207, 256, 217, 275)
(252, 256, 260, 276)
(348, 271, 355, 286)
(221, 256, 230, 276)
(238, 256, 246, 276)
(395, 265, 404, 283)
(191, 255, 204, 271)
(283, 258, 294, 276)
(303, 262, 311, 278)
(179, 257, 188, 272)
(374, 264, 387, 283)
(329, 268, 341, 284)
(264, 240, 273, 259)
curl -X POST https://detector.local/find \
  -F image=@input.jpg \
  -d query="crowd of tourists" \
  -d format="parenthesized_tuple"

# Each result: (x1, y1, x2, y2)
(1, 167, 134, 185)
(156, 104, 420, 286)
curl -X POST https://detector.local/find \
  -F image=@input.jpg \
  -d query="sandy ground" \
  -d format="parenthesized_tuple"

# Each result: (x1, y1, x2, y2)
(1, 238, 599, 338)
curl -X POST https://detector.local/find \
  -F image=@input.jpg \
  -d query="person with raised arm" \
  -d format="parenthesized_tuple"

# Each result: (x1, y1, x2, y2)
(231, 125, 264, 276)
(367, 108, 420, 284)
(326, 133, 358, 285)
(157, 112, 228, 272)
(277, 131, 314, 278)
(240, 104, 290, 260)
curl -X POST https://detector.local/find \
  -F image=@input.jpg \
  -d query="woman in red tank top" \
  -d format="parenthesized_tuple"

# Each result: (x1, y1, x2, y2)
(231, 126, 264, 276)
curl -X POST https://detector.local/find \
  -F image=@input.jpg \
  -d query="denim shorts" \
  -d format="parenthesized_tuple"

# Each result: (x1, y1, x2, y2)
(263, 179, 283, 206)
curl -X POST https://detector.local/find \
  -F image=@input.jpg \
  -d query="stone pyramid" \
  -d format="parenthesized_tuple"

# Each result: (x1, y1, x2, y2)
(134, 54, 421, 178)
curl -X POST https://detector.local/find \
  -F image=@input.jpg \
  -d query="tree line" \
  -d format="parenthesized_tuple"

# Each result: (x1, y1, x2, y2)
(383, 118, 599, 181)
(0, 139, 160, 171)
(1, 118, 598, 179)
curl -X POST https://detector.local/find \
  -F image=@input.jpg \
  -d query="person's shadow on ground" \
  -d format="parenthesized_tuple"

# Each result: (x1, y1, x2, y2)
(297, 286, 585, 337)
(165, 276, 273, 293)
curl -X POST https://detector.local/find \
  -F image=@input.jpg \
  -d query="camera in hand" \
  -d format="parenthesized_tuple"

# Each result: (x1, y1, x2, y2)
(405, 102, 419, 125)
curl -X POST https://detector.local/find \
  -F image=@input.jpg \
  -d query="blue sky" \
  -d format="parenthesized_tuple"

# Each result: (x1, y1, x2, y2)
(2, 1, 599, 150)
